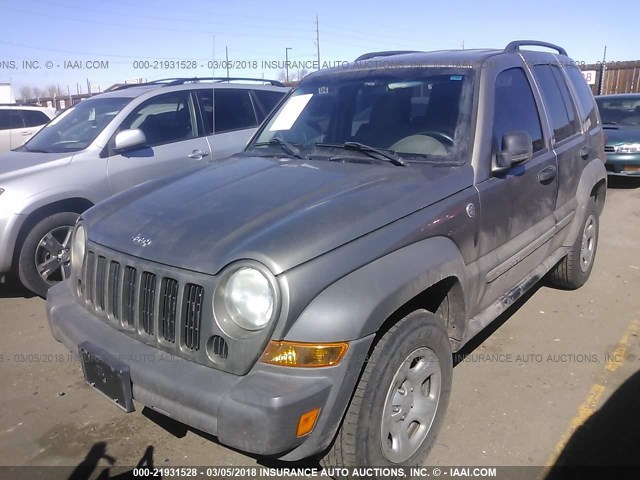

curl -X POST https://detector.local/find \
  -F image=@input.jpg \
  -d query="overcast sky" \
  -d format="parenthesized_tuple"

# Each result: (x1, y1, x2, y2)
(1, 0, 638, 95)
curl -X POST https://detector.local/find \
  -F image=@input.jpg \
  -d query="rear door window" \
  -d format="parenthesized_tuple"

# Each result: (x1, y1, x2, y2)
(532, 65, 580, 142)
(213, 89, 258, 133)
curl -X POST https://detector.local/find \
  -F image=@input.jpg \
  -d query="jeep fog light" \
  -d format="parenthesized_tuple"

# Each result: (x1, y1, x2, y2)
(260, 341, 349, 367)
(223, 267, 274, 331)
(71, 224, 86, 279)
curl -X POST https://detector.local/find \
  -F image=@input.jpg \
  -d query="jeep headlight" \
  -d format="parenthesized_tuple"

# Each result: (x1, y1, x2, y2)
(617, 143, 640, 154)
(214, 263, 278, 335)
(71, 224, 86, 279)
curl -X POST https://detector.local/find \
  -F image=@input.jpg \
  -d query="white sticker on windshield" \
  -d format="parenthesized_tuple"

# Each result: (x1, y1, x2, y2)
(269, 93, 313, 131)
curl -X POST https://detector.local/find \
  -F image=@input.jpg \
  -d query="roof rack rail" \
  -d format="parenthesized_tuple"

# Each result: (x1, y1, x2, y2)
(504, 40, 567, 57)
(161, 77, 284, 87)
(355, 51, 424, 62)
(108, 77, 284, 91)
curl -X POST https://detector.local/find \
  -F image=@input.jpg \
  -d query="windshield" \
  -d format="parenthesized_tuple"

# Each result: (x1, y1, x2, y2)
(23, 96, 132, 153)
(248, 68, 474, 162)
(596, 96, 640, 126)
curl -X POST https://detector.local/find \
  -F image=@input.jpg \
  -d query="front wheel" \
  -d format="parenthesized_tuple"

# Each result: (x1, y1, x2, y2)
(321, 310, 452, 477)
(18, 212, 79, 297)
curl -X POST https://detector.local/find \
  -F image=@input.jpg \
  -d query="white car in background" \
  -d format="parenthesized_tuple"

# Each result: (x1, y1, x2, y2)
(0, 105, 56, 152)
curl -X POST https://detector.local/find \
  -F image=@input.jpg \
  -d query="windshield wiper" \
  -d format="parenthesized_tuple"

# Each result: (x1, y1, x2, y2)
(18, 145, 50, 153)
(315, 142, 406, 166)
(252, 138, 303, 159)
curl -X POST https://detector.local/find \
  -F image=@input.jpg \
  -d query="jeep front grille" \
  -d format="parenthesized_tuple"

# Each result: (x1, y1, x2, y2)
(82, 251, 203, 351)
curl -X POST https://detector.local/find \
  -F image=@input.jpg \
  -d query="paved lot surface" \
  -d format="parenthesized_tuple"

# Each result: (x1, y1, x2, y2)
(0, 178, 639, 478)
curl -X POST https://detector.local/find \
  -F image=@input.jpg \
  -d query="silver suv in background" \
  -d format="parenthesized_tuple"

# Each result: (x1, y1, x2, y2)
(0, 105, 56, 152)
(0, 78, 289, 296)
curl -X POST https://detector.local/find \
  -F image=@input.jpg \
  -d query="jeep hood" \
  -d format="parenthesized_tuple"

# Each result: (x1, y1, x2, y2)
(85, 156, 473, 275)
(0, 149, 73, 178)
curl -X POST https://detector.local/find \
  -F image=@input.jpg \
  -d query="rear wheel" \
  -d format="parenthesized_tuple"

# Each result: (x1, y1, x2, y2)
(547, 197, 599, 290)
(18, 212, 79, 297)
(321, 310, 452, 477)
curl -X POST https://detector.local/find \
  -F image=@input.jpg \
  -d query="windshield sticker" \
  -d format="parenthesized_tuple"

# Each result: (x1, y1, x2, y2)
(450, 75, 463, 81)
(269, 93, 313, 131)
(318, 86, 329, 94)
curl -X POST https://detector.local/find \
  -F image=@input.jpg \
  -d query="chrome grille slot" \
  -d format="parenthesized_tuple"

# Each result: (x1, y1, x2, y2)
(122, 266, 137, 327)
(108, 261, 121, 319)
(184, 284, 204, 350)
(84, 251, 96, 304)
(95, 256, 107, 311)
(160, 278, 179, 343)
(140, 272, 157, 335)
(604, 145, 615, 153)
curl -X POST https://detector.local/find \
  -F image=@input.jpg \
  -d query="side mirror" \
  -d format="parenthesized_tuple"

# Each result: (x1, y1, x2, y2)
(493, 131, 533, 173)
(114, 129, 146, 152)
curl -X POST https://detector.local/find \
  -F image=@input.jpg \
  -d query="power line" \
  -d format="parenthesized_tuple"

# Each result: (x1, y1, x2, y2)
(27, 0, 316, 33)
(7, 8, 315, 40)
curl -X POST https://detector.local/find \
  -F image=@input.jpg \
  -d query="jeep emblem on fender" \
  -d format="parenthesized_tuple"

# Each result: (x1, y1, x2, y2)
(131, 234, 152, 247)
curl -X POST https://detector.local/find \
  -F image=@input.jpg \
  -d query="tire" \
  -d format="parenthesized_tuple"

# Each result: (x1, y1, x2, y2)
(547, 197, 599, 290)
(321, 310, 452, 477)
(18, 212, 79, 298)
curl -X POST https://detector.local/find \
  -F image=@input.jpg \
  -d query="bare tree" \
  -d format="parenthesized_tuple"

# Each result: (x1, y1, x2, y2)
(46, 85, 58, 98)
(32, 87, 43, 98)
(277, 68, 309, 83)
(19, 86, 33, 100)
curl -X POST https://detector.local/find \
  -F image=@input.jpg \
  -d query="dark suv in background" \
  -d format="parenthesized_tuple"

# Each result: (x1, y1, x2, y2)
(48, 41, 605, 475)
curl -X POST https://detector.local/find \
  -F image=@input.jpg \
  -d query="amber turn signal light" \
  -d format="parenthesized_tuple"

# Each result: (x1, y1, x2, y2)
(297, 408, 321, 437)
(260, 341, 349, 367)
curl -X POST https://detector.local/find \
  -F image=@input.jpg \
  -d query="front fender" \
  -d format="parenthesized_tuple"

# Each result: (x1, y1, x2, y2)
(284, 236, 468, 342)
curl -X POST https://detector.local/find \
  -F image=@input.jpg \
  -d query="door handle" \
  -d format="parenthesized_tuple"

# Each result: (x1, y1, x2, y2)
(580, 145, 591, 160)
(21, 132, 32, 136)
(538, 165, 557, 185)
(187, 150, 210, 160)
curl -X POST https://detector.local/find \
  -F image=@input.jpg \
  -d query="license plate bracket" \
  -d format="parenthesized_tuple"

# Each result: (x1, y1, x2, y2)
(79, 341, 134, 412)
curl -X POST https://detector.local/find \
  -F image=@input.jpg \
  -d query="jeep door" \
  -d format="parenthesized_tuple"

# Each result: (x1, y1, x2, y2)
(195, 88, 262, 160)
(472, 59, 559, 312)
(105, 90, 211, 194)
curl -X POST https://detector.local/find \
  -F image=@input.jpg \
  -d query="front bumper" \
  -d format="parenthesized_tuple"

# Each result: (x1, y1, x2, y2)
(47, 281, 373, 460)
(0, 212, 25, 273)
(605, 153, 640, 176)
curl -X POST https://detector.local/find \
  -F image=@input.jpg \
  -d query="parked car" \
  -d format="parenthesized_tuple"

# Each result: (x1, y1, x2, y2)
(0, 78, 288, 296)
(0, 104, 56, 152)
(596, 93, 640, 176)
(48, 41, 606, 474)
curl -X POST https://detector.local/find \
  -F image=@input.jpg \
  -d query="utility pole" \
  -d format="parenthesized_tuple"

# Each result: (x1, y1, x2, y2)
(225, 46, 230, 78)
(86, 78, 91, 97)
(285, 47, 292, 82)
(598, 45, 607, 95)
(316, 15, 321, 68)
